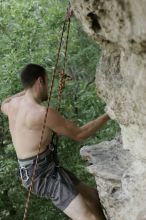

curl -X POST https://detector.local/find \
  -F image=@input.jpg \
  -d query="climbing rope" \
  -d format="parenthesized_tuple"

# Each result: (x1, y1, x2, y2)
(22, 3, 73, 220)
(0, 113, 4, 148)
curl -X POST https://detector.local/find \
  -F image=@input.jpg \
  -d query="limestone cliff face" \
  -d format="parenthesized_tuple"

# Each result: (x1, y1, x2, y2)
(70, 1, 146, 220)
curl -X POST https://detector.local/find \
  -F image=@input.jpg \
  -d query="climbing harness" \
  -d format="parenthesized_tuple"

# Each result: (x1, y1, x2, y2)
(22, 3, 73, 220)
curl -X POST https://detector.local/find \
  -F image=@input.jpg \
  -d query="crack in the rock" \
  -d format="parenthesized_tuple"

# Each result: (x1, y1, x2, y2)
(87, 12, 101, 33)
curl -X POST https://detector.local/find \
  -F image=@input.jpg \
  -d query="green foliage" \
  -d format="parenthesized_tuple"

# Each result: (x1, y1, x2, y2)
(0, 0, 120, 219)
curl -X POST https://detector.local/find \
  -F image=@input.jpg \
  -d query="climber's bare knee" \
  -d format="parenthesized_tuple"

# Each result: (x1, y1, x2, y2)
(75, 182, 106, 220)
(76, 181, 101, 206)
(63, 193, 99, 220)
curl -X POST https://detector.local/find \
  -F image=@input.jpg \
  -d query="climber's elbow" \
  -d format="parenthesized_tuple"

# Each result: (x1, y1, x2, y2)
(74, 130, 86, 142)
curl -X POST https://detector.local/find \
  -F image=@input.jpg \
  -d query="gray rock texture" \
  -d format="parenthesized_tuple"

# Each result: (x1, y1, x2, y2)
(70, 1, 146, 219)
(81, 136, 146, 220)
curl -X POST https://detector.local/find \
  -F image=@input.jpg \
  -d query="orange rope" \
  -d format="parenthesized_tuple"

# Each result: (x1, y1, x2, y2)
(22, 4, 73, 220)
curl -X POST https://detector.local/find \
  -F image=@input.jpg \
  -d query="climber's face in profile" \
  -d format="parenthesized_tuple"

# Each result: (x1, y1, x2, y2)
(37, 73, 48, 102)
(41, 74, 49, 102)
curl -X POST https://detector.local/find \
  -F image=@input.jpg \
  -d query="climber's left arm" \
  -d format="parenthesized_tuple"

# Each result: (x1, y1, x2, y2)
(1, 102, 9, 115)
(1, 91, 25, 115)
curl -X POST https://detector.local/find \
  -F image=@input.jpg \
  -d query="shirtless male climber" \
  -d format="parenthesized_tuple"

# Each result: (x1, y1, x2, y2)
(1, 64, 110, 220)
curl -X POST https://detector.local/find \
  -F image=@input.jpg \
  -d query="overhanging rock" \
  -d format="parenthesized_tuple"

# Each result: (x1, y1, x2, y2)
(81, 136, 146, 220)
(70, 1, 146, 219)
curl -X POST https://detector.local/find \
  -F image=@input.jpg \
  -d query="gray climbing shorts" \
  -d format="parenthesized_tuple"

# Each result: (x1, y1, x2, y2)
(18, 147, 80, 211)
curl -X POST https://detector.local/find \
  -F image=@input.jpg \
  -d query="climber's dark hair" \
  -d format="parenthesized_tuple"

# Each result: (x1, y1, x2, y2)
(20, 63, 46, 89)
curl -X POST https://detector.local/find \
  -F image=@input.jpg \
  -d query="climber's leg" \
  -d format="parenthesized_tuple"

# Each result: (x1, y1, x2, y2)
(63, 193, 100, 220)
(75, 182, 106, 220)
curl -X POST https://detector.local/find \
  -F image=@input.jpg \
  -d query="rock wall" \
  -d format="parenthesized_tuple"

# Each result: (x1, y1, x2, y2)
(70, 1, 146, 220)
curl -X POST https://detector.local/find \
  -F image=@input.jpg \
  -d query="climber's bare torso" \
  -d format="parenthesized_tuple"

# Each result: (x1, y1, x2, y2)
(2, 89, 110, 162)
(7, 95, 52, 159)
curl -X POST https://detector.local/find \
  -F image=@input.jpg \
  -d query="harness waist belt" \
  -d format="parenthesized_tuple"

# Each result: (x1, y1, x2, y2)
(18, 145, 54, 167)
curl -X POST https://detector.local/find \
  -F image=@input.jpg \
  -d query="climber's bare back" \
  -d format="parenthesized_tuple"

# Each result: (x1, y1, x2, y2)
(7, 95, 52, 159)
(3, 93, 110, 160)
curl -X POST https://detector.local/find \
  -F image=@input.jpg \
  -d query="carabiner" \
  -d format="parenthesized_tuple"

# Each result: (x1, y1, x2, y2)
(19, 166, 29, 182)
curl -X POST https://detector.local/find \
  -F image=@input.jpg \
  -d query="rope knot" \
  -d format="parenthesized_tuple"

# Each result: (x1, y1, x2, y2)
(66, 5, 73, 21)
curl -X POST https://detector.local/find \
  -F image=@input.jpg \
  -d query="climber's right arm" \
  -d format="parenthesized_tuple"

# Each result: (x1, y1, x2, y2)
(44, 108, 110, 141)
